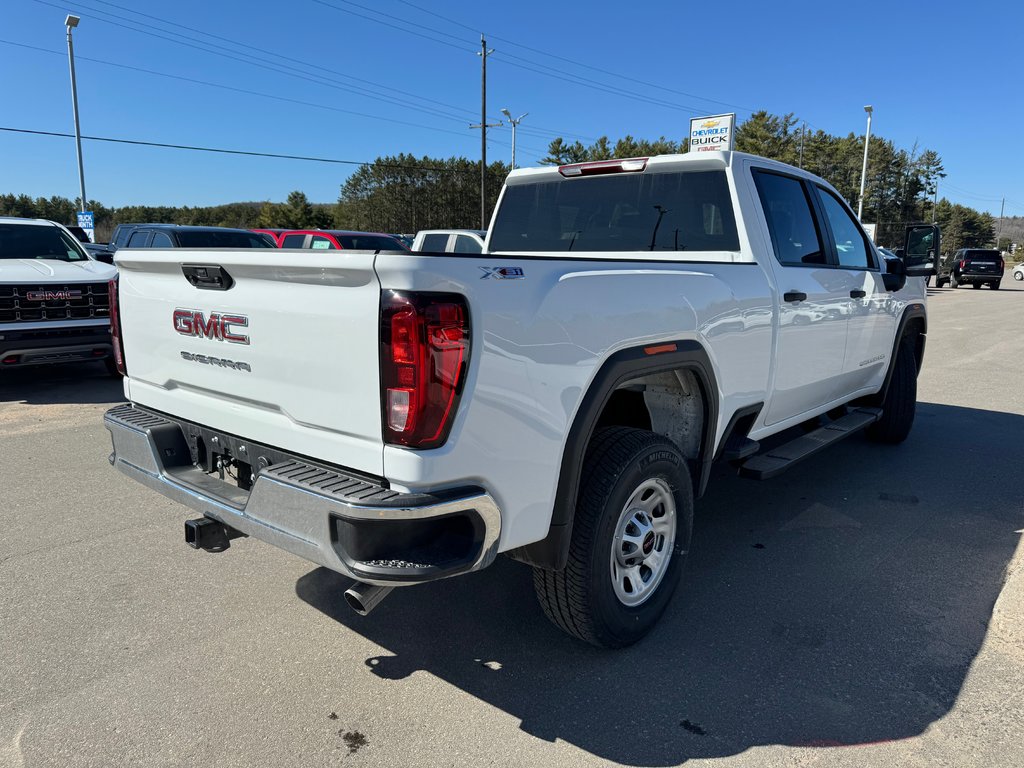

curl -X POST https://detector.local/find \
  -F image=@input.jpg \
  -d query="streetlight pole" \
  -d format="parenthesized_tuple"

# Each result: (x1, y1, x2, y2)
(500, 109, 528, 170)
(857, 105, 872, 221)
(65, 15, 88, 217)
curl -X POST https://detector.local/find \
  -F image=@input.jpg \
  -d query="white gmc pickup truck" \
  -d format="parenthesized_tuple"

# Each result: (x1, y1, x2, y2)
(105, 151, 937, 647)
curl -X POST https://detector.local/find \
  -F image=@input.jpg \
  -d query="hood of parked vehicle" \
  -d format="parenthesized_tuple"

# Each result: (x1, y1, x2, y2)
(0, 258, 117, 282)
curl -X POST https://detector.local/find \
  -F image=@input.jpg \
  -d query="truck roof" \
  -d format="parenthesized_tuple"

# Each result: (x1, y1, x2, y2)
(0, 217, 60, 227)
(504, 151, 826, 187)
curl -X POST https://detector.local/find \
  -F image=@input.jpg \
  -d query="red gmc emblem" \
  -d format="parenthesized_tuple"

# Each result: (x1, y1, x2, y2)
(173, 309, 249, 345)
(26, 290, 83, 301)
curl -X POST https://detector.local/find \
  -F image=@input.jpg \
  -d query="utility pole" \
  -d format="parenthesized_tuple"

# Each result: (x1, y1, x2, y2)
(65, 15, 87, 217)
(501, 109, 528, 169)
(470, 35, 500, 230)
(798, 121, 806, 169)
(995, 197, 1005, 249)
(931, 179, 939, 223)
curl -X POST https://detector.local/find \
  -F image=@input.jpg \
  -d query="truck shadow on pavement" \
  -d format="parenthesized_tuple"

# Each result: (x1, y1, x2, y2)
(296, 402, 1023, 765)
(0, 362, 124, 405)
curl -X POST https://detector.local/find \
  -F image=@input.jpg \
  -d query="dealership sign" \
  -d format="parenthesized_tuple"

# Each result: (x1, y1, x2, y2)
(688, 113, 736, 153)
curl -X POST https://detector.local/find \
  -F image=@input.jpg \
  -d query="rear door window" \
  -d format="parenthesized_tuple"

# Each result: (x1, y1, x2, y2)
(281, 234, 307, 248)
(419, 234, 450, 252)
(752, 171, 825, 266)
(488, 169, 739, 253)
(310, 235, 337, 250)
(453, 235, 482, 253)
(127, 230, 151, 248)
(151, 231, 174, 248)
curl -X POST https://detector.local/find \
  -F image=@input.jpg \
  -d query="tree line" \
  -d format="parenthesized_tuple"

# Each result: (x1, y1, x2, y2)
(1, 110, 1003, 254)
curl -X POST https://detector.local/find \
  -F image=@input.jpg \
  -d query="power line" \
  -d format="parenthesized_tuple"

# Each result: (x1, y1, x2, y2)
(392, 0, 758, 115)
(1, 126, 535, 172)
(0, 126, 464, 171)
(85, 0, 483, 123)
(0, 39, 479, 142)
(25, 0, 578, 149)
(310, 0, 711, 117)
(27, 0, 488, 128)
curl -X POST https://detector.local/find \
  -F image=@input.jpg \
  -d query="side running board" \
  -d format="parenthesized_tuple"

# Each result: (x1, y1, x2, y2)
(739, 407, 882, 480)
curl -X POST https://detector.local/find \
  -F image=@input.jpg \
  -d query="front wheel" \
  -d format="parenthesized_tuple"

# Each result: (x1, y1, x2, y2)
(533, 427, 693, 648)
(866, 336, 917, 444)
(1013, 271, 1023, 281)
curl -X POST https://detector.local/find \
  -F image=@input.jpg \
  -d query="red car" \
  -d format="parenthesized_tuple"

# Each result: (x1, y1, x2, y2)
(277, 230, 409, 251)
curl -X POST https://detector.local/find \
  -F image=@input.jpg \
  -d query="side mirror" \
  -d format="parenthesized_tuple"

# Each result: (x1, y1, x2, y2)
(882, 256, 907, 292)
(93, 251, 115, 265)
(903, 224, 939, 277)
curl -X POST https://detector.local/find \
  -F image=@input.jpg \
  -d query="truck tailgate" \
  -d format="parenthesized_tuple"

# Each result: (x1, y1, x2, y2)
(115, 249, 384, 476)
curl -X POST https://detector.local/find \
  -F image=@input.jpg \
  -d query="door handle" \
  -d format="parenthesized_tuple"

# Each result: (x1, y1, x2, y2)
(783, 291, 807, 303)
(850, 289, 866, 298)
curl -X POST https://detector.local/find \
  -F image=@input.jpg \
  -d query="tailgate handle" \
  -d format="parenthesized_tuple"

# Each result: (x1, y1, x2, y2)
(182, 264, 234, 291)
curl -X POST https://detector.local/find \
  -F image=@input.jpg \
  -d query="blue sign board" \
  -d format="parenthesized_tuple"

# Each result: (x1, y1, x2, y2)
(77, 211, 95, 243)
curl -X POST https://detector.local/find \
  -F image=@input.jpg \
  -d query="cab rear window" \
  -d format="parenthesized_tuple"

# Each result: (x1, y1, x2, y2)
(489, 170, 739, 253)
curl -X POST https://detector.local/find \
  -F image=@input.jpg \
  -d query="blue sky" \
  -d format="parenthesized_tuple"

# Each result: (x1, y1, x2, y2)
(2, 0, 1022, 218)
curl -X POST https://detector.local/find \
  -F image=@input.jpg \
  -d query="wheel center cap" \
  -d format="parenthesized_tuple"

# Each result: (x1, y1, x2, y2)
(642, 531, 656, 556)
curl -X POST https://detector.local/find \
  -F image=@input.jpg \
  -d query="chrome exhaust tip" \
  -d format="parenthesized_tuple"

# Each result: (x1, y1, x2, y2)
(344, 581, 394, 616)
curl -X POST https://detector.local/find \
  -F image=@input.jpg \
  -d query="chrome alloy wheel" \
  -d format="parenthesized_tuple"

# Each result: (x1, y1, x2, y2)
(610, 477, 677, 607)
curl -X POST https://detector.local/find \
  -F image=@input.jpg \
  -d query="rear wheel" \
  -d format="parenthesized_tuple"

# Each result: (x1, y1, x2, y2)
(972, 282, 982, 289)
(532, 427, 693, 648)
(104, 357, 122, 378)
(934, 277, 946, 288)
(990, 282, 1000, 290)
(1013, 271, 1023, 281)
(866, 335, 917, 445)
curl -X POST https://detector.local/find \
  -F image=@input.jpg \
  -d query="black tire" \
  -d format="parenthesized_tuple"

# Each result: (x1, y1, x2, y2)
(972, 282, 981, 289)
(532, 427, 693, 648)
(990, 282, 1000, 290)
(866, 336, 917, 444)
(934, 278, 945, 288)
(1013, 271, 1023, 281)
(950, 273, 959, 288)
(103, 357, 122, 377)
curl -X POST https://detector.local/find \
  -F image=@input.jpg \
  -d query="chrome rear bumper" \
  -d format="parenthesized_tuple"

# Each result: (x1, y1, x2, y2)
(104, 404, 501, 586)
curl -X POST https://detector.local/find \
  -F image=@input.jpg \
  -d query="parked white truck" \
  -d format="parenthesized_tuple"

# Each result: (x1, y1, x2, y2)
(1, 218, 118, 371)
(105, 152, 937, 647)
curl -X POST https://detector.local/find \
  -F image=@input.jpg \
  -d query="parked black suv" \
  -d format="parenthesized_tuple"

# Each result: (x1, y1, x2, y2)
(935, 248, 1004, 289)
(112, 224, 273, 250)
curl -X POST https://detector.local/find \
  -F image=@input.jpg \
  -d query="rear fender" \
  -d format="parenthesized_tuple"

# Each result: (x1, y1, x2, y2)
(508, 340, 718, 570)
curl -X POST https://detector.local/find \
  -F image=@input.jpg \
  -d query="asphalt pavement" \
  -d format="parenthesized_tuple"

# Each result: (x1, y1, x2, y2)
(2, 277, 1022, 768)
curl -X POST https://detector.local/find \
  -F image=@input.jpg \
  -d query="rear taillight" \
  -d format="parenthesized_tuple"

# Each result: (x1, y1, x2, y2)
(959, 259, 966, 270)
(380, 292, 469, 449)
(108, 278, 126, 375)
(999, 258, 1005, 270)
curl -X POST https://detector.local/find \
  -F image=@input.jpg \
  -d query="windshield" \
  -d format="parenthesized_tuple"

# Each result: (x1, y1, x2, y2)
(0, 223, 89, 261)
(488, 169, 740, 253)
(175, 231, 274, 248)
